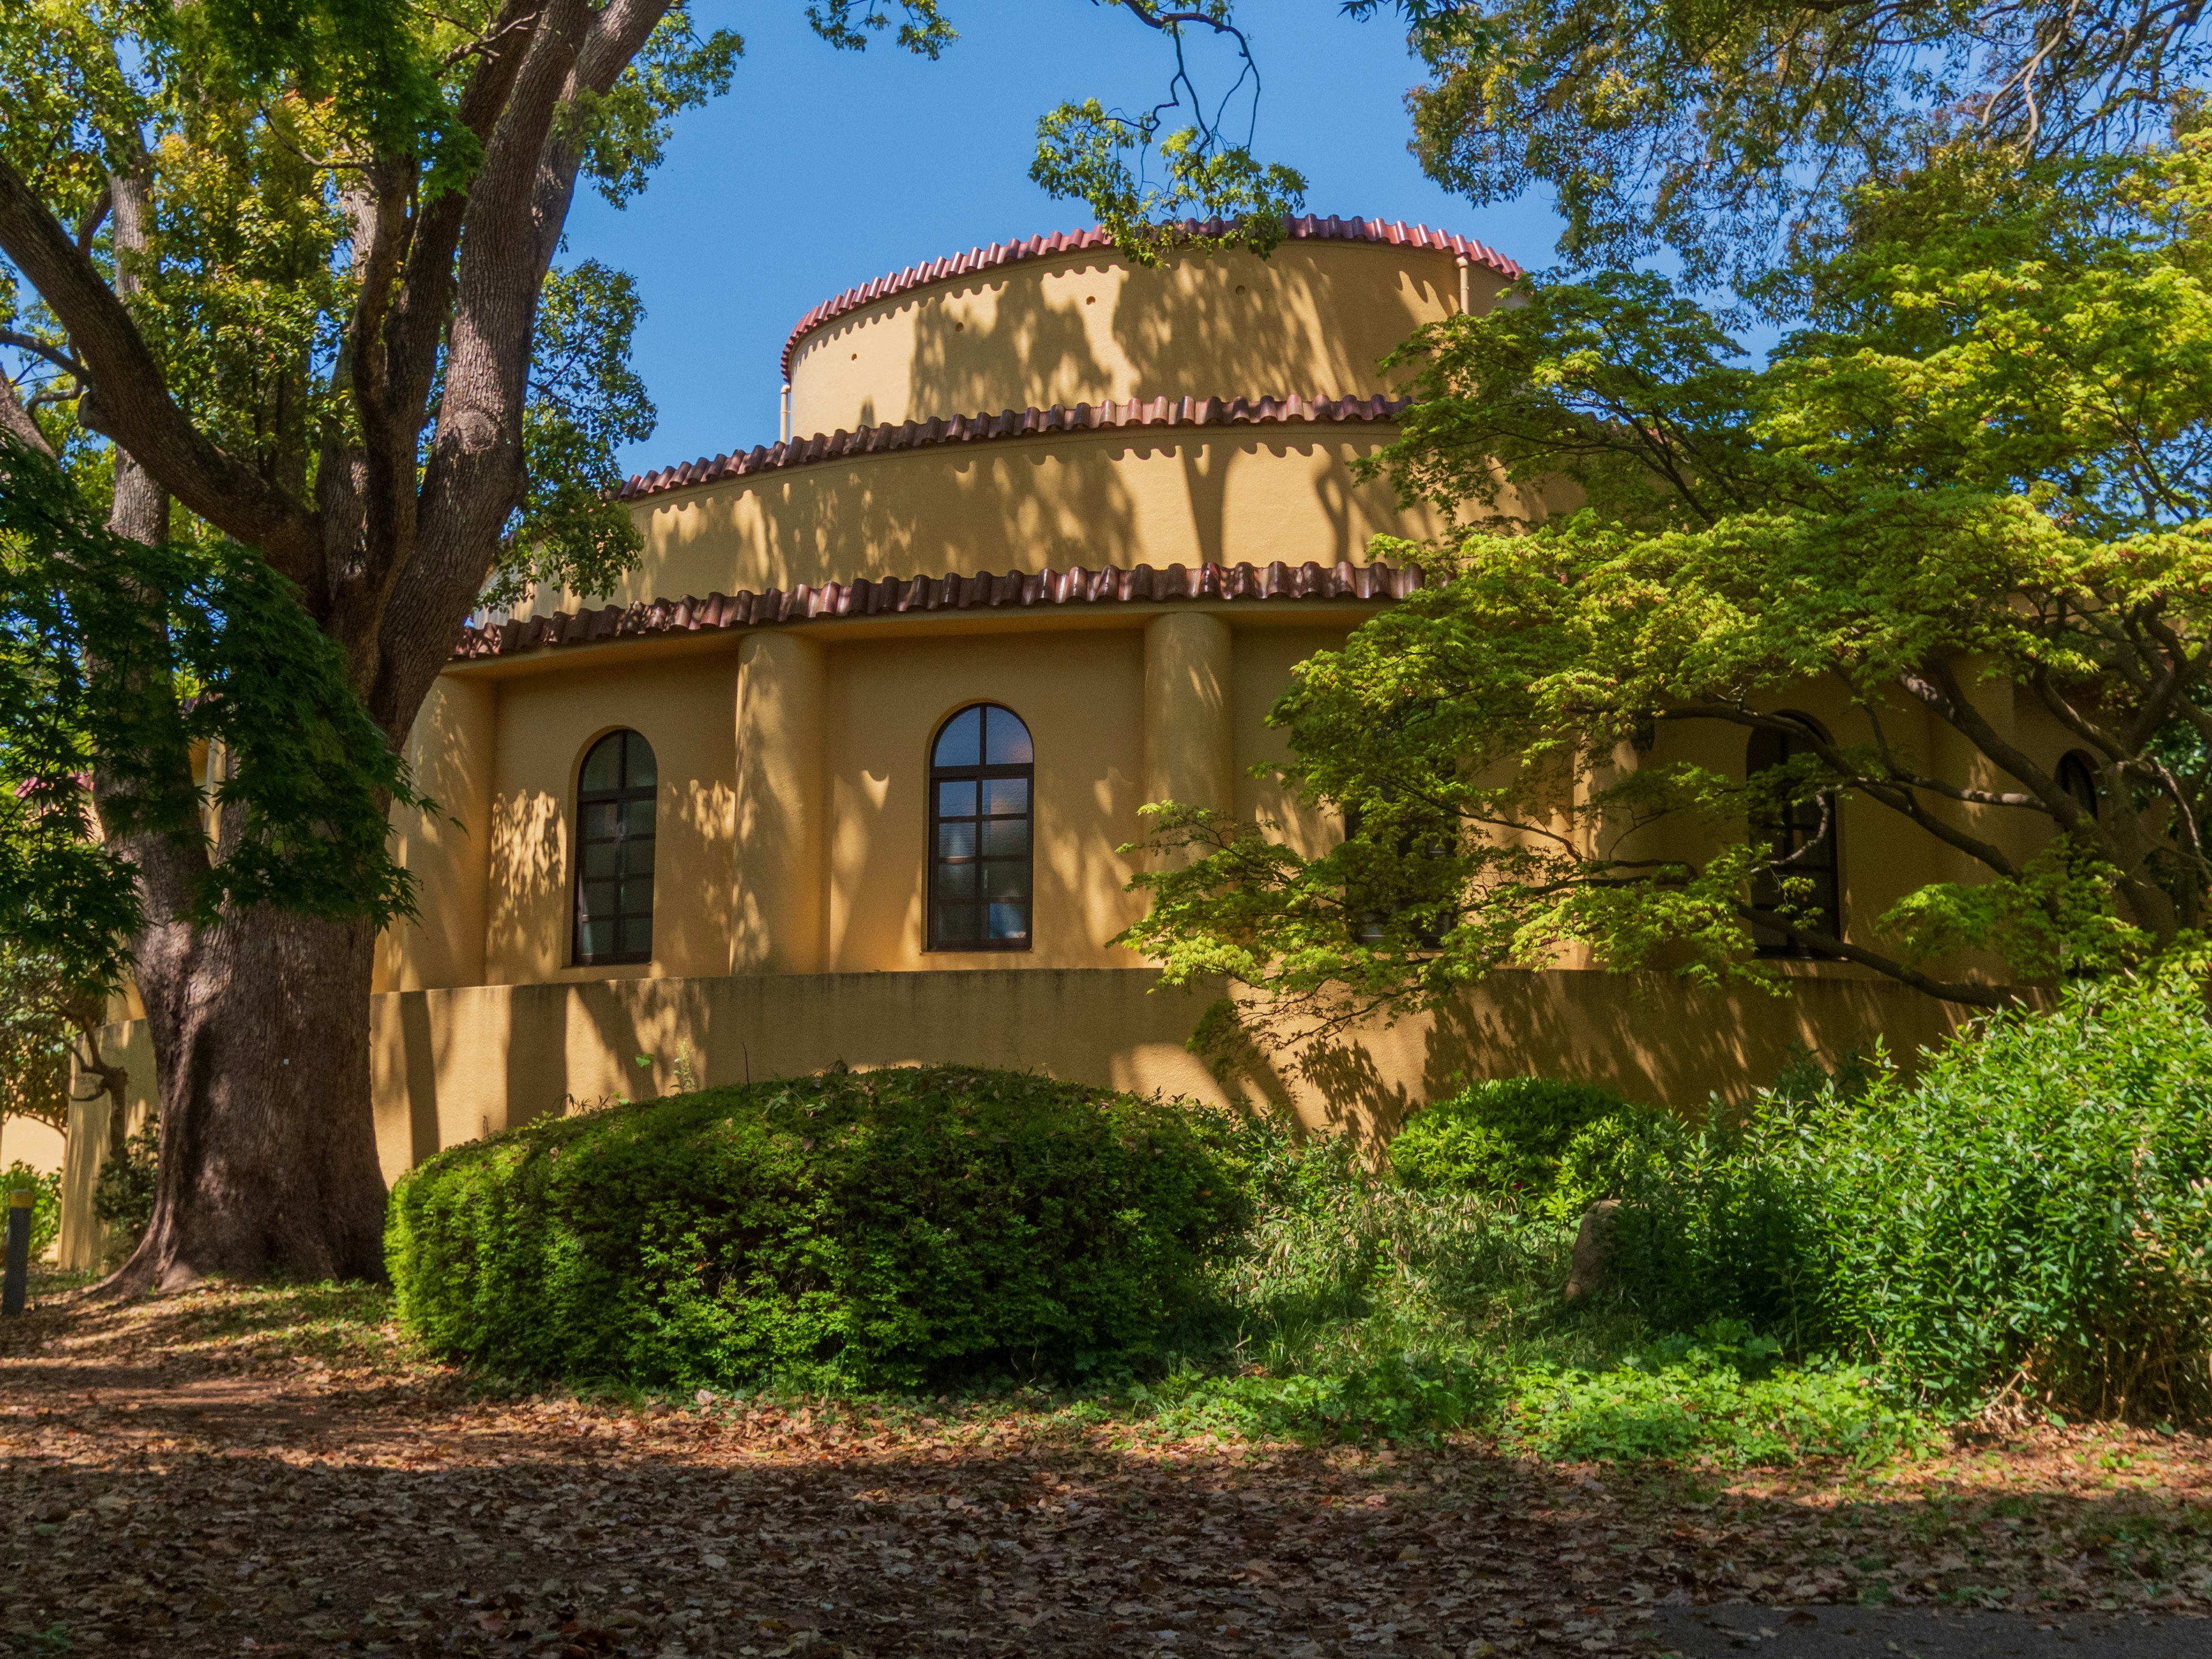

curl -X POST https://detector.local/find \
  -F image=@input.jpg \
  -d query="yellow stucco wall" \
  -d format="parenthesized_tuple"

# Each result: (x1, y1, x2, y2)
(63, 957, 1965, 1270)
(786, 239, 1510, 437)
(402, 607, 1388, 993)
(558, 427, 1458, 615)
(475, 652, 740, 986)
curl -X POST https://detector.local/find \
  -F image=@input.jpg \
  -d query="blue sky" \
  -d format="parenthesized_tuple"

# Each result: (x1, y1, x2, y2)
(562, 0, 1564, 477)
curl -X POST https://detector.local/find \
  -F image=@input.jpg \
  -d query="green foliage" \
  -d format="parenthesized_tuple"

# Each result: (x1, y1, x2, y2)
(1030, 99, 1307, 265)
(0, 437, 426, 984)
(93, 1112, 158, 1259)
(2, 1160, 61, 1258)
(1612, 959, 2212, 1417)
(0, 942, 85, 1133)
(387, 1067, 1248, 1389)
(1157, 1109, 1923, 1461)
(1122, 142, 2212, 1023)
(1358, 0, 2203, 292)
(1387, 1075, 1639, 1215)
(486, 259, 659, 611)
(1506, 1324, 1928, 1466)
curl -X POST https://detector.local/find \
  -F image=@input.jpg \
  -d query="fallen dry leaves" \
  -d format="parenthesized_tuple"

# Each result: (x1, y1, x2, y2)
(1, 1274, 2208, 1657)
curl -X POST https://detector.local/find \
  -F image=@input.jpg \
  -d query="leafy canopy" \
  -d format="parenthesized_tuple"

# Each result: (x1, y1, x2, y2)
(1357, 0, 2212, 293)
(1118, 141, 2212, 1031)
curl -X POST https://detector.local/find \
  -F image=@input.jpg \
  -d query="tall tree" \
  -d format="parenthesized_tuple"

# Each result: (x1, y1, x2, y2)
(0, 0, 1301, 1289)
(1119, 143, 2212, 1044)
(1356, 0, 2212, 291)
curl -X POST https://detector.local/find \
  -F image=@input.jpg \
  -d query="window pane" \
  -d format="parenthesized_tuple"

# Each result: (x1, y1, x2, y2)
(937, 904, 980, 944)
(580, 736, 624, 793)
(623, 798, 656, 837)
(625, 836, 656, 876)
(983, 861, 1029, 899)
(582, 841, 619, 878)
(581, 878, 618, 918)
(620, 877, 655, 914)
(580, 918, 614, 957)
(981, 777, 1028, 816)
(619, 915, 653, 957)
(984, 707, 1034, 765)
(937, 821, 978, 859)
(584, 802, 620, 840)
(937, 779, 978, 817)
(934, 706, 982, 768)
(622, 736, 657, 791)
(982, 819, 1028, 857)
(936, 862, 978, 900)
(987, 901, 1029, 940)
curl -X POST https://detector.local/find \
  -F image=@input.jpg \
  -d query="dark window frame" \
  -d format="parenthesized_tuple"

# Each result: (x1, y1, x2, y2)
(2056, 750, 2102, 821)
(1747, 714, 1844, 957)
(573, 728, 658, 967)
(927, 703, 1034, 952)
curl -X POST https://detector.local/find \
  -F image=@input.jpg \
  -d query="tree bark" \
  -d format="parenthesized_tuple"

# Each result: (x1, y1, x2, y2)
(113, 900, 385, 1291)
(93, 155, 391, 1291)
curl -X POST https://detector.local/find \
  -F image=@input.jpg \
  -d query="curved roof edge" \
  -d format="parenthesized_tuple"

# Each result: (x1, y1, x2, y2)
(620, 391, 1413, 503)
(455, 559, 1422, 662)
(780, 215, 1524, 379)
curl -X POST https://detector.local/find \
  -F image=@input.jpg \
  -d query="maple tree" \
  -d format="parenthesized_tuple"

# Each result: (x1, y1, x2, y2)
(1121, 141, 2212, 1033)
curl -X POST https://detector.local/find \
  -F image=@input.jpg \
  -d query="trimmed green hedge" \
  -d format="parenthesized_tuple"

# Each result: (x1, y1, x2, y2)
(387, 1066, 1246, 1388)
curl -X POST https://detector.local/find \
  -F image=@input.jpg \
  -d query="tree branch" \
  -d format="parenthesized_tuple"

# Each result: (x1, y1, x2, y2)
(0, 158, 320, 583)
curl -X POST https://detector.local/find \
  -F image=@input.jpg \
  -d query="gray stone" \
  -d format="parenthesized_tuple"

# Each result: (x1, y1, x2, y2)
(1565, 1198, 1620, 1301)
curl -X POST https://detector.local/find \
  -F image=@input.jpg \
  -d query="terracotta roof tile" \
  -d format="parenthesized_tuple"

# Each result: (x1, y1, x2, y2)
(620, 391, 1412, 503)
(781, 215, 1522, 380)
(454, 559, 1422, 662)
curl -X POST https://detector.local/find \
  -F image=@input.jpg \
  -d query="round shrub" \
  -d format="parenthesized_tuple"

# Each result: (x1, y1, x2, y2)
(1388, 1076, 1637, 1208)
(386, 1066, 1247, 1389)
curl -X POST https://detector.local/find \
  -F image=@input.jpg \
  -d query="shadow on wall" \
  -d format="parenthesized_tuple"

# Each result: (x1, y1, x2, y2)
(484, 791, 567, 985)
(904, 267, 1118, 423)
(1109, 246, 1435, 408)
(344, 965, 1976, 1189)
(1260, 969, 1971, 1148)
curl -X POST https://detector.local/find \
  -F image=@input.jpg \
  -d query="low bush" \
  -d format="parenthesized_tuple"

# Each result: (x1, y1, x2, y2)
(387, 1066, 1247, 1389)
(1387, 1076, 1650, 1214)
(2, 1161, 60, 1259)
(1612, 961, 2212, 1418)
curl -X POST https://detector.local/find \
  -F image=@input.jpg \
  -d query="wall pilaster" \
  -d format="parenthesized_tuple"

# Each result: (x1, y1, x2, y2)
(734, 630, 827, 973)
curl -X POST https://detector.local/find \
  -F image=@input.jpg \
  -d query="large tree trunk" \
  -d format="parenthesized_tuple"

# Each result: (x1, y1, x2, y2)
(96, 153, 389, 1293)
(111, 902, 387, 1292)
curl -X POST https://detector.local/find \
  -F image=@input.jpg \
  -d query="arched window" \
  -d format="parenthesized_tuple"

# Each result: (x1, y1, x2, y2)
(929, 703, 1033, 950)
(2056, 750, 2101, 820)
(1747, 715, 1842, 956)
(574, 729, 657, 966)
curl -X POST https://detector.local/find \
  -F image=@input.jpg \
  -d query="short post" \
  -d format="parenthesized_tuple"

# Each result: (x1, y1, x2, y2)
(3, 1189, 31, 1316)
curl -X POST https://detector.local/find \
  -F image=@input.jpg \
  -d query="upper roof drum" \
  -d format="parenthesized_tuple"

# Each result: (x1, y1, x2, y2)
(783, 216, 1521, 439)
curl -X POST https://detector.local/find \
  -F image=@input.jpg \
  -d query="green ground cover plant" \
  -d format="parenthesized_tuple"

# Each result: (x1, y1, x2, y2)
(1612, 961, 2212, 1419)
(387, 1066, 1247, 1389)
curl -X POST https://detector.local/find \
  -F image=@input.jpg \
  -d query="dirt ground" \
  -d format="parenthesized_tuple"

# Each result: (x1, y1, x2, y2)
(1, 1274, 2209, 1658)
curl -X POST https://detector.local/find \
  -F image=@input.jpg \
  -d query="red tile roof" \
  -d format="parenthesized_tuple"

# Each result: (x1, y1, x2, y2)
(781, 215, 1523, 380)
(619, 391, 1412, 503)
(454, 560, 1422, 662)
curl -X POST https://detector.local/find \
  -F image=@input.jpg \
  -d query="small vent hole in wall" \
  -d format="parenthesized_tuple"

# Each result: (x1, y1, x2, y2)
(1085, 295, 1095, 305)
